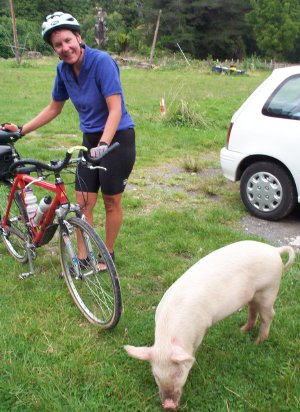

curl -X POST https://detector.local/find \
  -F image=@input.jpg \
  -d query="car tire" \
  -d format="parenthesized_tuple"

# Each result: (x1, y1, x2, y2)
(240, 161, 297, 221)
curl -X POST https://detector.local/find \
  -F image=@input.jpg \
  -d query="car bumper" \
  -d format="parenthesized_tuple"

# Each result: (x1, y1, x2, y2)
(220, 147, 247, 182)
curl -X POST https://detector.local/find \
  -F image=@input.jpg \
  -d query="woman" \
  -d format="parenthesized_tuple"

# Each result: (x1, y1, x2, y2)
(9, 12, 136, 267)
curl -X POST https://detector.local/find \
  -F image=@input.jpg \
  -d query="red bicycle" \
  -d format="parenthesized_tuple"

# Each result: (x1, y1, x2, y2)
(0, 129, 122, 329)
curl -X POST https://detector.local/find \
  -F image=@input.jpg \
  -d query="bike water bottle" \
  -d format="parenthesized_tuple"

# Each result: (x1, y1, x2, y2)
(24, 187, 38, 221)
(33, 195, 52, 227)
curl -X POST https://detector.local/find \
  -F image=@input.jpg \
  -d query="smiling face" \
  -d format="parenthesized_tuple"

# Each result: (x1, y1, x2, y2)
(50, 29, 83, 66)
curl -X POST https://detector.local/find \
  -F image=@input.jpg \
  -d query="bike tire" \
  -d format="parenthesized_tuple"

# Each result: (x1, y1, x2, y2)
(59, 217, 122, 329)
(0, 182, 28, 263)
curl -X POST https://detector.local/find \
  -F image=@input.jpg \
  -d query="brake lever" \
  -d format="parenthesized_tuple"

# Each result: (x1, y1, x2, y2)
(88, 165, 107, 171)
(77, 152, 107, 171)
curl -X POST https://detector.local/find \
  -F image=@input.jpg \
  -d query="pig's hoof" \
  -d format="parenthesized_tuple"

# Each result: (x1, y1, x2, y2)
(255, 334, 268, 345)
(240, 323, 255, 333)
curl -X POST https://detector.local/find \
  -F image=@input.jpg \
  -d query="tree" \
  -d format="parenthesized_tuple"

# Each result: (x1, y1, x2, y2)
(246, 0, 300, 61)
(145, 0, 254, 60)
(0, 16, 14, 58)
(0, 14, 49, 57)
(13, 0, 92, 22)
(185, 0, 255, 60)
(1, 0, 300, 61)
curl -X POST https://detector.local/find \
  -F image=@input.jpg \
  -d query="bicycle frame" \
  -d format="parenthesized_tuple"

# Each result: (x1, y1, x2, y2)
(2, 171, 76, 248)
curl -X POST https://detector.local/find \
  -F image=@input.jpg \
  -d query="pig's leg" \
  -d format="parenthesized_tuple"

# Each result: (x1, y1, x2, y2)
(240, 301, 257, 333)
(255, 300, 276, 344)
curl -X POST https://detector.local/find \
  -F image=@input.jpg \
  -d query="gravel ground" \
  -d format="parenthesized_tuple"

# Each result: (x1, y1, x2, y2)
(242, 207, 300, 251)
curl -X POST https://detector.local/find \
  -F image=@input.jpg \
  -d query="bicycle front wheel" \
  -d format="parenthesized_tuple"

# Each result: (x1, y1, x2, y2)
(0, 182, 28, 263)
(59, 217, 122, 329)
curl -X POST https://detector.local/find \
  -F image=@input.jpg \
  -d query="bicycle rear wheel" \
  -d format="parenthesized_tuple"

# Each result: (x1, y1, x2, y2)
(0, 182, 28, 263)
(59, 217, 122, 329)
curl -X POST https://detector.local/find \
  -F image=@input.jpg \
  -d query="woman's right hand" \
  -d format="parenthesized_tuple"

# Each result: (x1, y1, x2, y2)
(0, 123, 22, 133)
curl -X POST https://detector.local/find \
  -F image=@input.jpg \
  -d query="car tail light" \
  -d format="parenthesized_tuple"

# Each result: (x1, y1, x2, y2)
(226, 122, 233, 148)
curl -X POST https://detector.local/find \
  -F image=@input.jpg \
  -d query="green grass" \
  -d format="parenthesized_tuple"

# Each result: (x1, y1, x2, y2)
(0, 57, 299, 411)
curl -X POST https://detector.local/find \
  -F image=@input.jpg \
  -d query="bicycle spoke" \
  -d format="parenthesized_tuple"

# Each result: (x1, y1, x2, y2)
(84, 276, 114, 317)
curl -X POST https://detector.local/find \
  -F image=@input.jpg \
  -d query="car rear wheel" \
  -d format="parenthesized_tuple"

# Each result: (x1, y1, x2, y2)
(240, 161, 297, 221)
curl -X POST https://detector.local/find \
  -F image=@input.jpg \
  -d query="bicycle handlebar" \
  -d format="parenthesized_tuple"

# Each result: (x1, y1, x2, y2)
(0, 130, 22, 144)
(9, 142, 120, 175)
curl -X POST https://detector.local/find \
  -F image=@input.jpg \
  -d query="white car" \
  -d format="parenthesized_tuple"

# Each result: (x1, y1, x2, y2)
(220, 65, 300, 221)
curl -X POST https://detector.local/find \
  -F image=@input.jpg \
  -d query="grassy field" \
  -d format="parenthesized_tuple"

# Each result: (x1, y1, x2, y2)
(0, 57, 299, 412)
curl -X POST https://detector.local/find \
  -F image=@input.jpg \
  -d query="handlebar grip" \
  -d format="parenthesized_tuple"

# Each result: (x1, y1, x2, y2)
(0, 130, 22, 144)
(106, 142, 120, 155)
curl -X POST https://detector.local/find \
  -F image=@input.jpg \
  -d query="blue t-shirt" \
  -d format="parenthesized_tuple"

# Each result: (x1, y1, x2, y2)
(52, 45, 135, 133)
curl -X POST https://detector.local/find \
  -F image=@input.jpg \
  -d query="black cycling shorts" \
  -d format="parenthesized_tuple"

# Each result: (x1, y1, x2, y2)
(75, 128, 136, 195)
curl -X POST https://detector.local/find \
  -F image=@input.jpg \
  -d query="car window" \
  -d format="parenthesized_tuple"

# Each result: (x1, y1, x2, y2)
(262, 74, 300, 120)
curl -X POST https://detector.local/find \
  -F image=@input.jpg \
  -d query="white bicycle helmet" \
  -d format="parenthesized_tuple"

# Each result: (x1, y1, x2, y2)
(42, 12, 80, 44)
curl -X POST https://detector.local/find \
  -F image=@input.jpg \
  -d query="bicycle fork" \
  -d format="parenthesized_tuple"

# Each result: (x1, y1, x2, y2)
(60, 219, 98, 279)
(19, 238, 36, 280)
(82, 231, 99, 273)
(80, 215, 99, 273)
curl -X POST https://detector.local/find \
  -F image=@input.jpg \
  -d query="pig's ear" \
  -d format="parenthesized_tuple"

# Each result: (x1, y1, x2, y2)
(124, 345, 153, 361)
(171, 345, 195, 363)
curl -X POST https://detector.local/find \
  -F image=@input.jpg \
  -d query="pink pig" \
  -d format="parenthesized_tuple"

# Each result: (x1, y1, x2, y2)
(125, 240, 295, 409)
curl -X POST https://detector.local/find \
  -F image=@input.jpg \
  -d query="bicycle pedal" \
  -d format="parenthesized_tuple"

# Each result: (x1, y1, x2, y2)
(19, 272, 33, 280)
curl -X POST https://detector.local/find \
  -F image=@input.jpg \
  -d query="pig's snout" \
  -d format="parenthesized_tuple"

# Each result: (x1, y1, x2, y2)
(163, 399, 178, 409)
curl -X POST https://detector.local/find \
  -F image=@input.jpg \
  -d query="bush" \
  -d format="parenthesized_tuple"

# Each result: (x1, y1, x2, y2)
(0, 16, 14, 58)
(0, 16, 52, 59)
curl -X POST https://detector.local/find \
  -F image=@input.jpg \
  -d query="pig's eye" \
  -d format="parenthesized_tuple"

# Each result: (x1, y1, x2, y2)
(172, 366, 183, 379)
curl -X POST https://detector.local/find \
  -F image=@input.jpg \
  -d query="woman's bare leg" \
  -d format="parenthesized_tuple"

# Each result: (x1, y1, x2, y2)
(102, 192, 123, 254)
(75, 191, 98, 259)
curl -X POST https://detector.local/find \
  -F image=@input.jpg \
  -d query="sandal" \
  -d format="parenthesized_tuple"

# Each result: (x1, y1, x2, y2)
(98, 251, 115, 272)
(60, 252, 115, 277)
(60, 257, 90, 278)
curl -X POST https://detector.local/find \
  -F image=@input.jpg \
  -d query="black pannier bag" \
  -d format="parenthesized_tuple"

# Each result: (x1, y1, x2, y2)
(0, 145, 14, 179)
